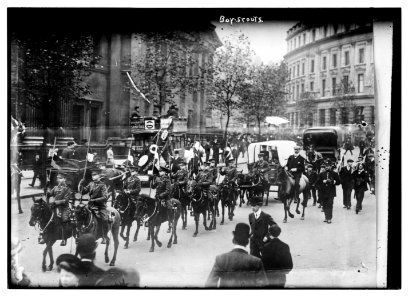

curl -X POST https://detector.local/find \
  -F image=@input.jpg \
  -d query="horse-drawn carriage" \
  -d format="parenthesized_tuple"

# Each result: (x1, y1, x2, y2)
(237, 140, 298, 206)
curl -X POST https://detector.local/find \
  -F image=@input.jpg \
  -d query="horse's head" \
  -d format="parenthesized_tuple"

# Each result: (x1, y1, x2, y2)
(114, 191, 129, 214)
(29, 198, 49, 226)
(186, 179, 197, 194)
(247, 163, 254, 173)
(73, 203, 89, 225)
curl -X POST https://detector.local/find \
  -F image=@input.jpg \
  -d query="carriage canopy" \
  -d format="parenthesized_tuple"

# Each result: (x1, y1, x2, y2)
(247, 140, 298, 166)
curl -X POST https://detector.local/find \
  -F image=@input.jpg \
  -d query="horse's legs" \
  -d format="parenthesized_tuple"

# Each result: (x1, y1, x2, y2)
(47, 241, 56, 271)
(167, 214, 175, 248)
(120, 223, 126, 241)
(220, 201, 225, 225)
(193, 213, 199, 237)
(301, 191, 307, 220)
(154, 223, 162, 247)
(149, 225, 155, 252)
(124, 222, 131, 249)
(287, 197, 294, 219)
(283, 198, 288, 223)
(110, 224, 120, 266)
(133, 221, 140, 242)
(203, 211, 210, 231)
(104, 233, 111, 264)
(295, 192, 301, 214)
(265, 186, 270, 206)
(173, 214, 179, 244)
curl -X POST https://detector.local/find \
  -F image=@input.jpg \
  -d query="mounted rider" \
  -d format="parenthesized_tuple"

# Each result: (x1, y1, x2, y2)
(123, 166, 141, 218)
(79, 168, 110, 244)
(195, 162, 214, 206)
(306, 144, 323, 173)
(153, 167, 174, 219)
(38, 171, 73, 246)
(251, 153, 271, 183)
(208, 158, 218, 185)
(171, 161, 189, 195)
(285, 145, 305, 201)
(219, 157, 239, 200)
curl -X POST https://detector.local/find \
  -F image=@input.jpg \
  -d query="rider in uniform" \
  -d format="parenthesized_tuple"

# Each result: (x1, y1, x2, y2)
(123, 166, 141, 218)
(153, 167, 173, 219)
(171, 161, 189, 194)
(79, 168, 110, 244)
(39, 171, 73, 246)
(195, 162, 214, 212)
(219, 157, 239, 200)
(285, 146, 305, 202)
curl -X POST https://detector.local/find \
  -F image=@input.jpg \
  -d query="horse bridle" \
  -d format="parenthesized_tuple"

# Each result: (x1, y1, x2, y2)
(33, 202, 54, 233)
(117, 192, 130, 214)
(76, 205, 94, 233)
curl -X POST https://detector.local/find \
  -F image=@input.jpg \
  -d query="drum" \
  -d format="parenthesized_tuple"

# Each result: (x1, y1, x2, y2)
(138, 155, 149, 167)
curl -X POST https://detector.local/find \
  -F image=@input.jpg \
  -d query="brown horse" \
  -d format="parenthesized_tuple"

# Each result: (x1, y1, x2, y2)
(29, 198, 76, 271)
(277, 167, 310, 223)
(74, 203, 121, 266)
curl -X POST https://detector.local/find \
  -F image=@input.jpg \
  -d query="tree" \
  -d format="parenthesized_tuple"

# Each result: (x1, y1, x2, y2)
(296, 91, 318, 127)
(205, 33, 254, 141)
(130, 31, 202, 115)
(238, 62, 289, 138)
(12, 32, 99, 163)
(332, 77, 359, 125)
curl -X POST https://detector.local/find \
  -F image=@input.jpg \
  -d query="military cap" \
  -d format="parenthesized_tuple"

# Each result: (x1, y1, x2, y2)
(347, 159, 354, 163)
(67, 141, 75, 146)
(91, 168, 102, 175)
(257, 153, 264, 157)
(178, 161, 187, 166)
(208, 158, 216, 163)
(368, 153, 374, 157)
(203, 161, 211, 166)
(358, 155, 364, 159)
(174, 149, 180, 154)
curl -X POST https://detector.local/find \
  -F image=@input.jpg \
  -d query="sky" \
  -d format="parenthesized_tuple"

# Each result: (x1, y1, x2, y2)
(214, 21, 296, 64)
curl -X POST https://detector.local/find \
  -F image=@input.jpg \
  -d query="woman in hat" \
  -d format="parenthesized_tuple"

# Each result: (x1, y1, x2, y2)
(353, 163, 369, 214)
(56, 254, 84, 287)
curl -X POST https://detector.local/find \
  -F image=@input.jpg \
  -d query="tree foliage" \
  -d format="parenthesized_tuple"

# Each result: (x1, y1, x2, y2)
(130, 31, 203, 114)
(296, 91, 318, 127)
(332, 78, 360, 124)
(238, 62, 289, 136)
(205, 33, 254, 140)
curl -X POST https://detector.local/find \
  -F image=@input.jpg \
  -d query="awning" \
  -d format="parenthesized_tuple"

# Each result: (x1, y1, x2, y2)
(265, 116, 290, 126)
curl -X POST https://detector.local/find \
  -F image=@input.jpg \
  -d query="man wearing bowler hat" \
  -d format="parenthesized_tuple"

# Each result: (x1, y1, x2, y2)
(61, 141, 76, 159)
(285, 145, 305, 202)
(248, 196, 276, 258)
(261, 224, 293, 288)
(339, 159, 355, 209)
(316, 163, 340, 223)
(205, 223, 267, 287)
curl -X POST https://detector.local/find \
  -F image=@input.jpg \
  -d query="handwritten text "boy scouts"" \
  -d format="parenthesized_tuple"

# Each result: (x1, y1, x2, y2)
(219, 16, 263, 25)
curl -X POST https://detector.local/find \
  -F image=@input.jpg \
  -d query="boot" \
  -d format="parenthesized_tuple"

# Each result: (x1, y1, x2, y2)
(38, 234, 45, 244)
(60, 227, 67, 246)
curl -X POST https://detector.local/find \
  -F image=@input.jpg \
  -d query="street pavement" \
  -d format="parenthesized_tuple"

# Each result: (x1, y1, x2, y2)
(10, 149, 377, 288)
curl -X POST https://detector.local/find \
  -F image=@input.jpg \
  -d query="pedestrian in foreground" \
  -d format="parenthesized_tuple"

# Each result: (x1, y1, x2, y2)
(248, 196, 276, 258)
(96, 267, 140, 287)
(261, 224, 293, 288)
(316, 163, 340, 224)
(76, 233, 105, 287)
(56, 254, 84, 287)
(339, 159, 355, 210)
(205, 223, 267, 288)
(353, 163, 369, 214)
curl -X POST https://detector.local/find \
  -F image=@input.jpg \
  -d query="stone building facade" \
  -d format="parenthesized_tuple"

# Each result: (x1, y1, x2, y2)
(283, 21, 375, 130)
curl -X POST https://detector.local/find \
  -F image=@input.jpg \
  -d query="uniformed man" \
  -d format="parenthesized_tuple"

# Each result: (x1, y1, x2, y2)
(39, 171, 73, 246)
(61, 141, 76, 159)
(170, 150, 183, 174)
(285, 146, 305, 201)
(196, 162, 214, 190)
(316, 163, 340, 223)
(208, 158, 218, 185)
(252, 153, 271, 183)
(124, 166, 141, 203)
(219, 157, 239, 200)
(153, 168, 172, 218)
(305, 164, 319, 206)
(79, 168, 110, 244)
(260, 145, 270, 162)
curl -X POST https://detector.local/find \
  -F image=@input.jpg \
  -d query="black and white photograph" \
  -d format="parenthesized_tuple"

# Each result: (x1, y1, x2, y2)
(6, 4, 401, 290)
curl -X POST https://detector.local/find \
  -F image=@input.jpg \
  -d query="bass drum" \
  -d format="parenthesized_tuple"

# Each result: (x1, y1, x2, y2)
(138, 155, 149, 167)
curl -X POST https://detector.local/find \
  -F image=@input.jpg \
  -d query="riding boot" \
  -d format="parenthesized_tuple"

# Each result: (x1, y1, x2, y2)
(38, 233, 45, 244)
(60, 227, 67, 246)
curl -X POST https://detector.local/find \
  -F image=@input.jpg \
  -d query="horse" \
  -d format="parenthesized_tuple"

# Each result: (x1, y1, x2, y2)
(237, 172, 253, 207)
(277, 167, 310, 223)
(186, 180, 217, 237)
(306, 150, 324, 174)
(134, 194, 181, 252)
(218, 180, 237, 224)
(29, 198, 76, 271)
(170, 183, 191, 230)
(251, 169, 272, 206)
(73, 203, 121, 266)
(113, 190, 144, 249)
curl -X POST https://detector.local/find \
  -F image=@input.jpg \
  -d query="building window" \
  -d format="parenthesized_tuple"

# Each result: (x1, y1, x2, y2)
(319, 109, 325, 126)
(296, 85, 299, 100)
(310, 81, 314, 91)
(324, 25, 328, 37)
(310, 59, 315, 73)
(332, 53, 337, 68)
(322, 56, 327, 70)
(341, 107, 348, 124)
(312, 29, 316, 42)
(359, 48, 365, 64)
(343, 75, 349, 92)
(295, 112, 299, 126)
(292, 86, 295, 100)
(344, 51, 350, 65)
(303, 33, 306, 45)
(298, 36, 301, 47)
(294, 38, 296, 48)
(322, 79, 326, 96)
(297, 64, 300, 76)
(293, 66, 296, 78)
(332, 77, 337, 95)
(301, 83, 305, 95)
(358, 74, 364, 93)
(330, 109, 336, 126)
(302, 62, 305, 75)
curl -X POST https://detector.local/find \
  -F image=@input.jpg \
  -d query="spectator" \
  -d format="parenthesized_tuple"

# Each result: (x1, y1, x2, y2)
(223, 143, 232, 166)
(211, 138, 220, 166)
(365, 153, 375, 194)
(343, 137, 354, 156)
(29, 153, 43, 188)
(305, 164, 318, 206)
(248, 196, 276, 258)
(261, 224, 293, 288)
(130, 106, 140, 120)
(316, 163, 340, 224)
(75, 139, 90, 161)
(358, 138, 366, 156)
(106, 144, 115, 165)
(56, 254, 84, 287)
(339, 159, 355, 210)
(203, 139, 211, 162)
(205, 223, 267, 287)
(61, 141, 76, 159)
(353, 164, 369, 214)
(96, 267, 140, 287)
(76, 234, 105, 287)
(10, 236, 31, 287)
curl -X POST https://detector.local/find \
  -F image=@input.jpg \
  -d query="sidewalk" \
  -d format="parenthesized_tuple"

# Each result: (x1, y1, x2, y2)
(12, 170, 45, 199)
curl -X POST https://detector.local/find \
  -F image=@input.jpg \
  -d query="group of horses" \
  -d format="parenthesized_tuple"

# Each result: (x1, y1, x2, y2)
(28, 158, 318, 272)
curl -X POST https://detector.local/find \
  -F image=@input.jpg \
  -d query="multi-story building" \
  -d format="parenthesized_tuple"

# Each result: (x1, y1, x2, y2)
(283, 21, 375, 130)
